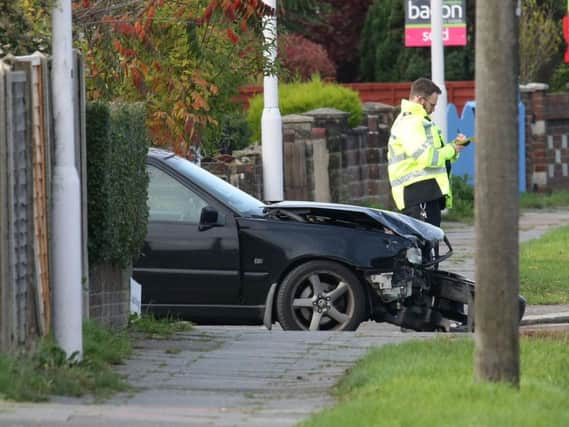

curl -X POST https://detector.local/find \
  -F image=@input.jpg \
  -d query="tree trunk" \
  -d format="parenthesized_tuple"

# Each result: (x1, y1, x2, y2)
(474, 0, 520, 386)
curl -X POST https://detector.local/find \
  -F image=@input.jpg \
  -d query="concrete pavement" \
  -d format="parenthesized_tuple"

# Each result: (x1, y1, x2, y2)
(0, 209, 568, 426)
(0, 325, 427, 426)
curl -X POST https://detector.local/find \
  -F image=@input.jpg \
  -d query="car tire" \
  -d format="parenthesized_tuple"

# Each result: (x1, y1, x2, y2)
(276, 260, 367, 331)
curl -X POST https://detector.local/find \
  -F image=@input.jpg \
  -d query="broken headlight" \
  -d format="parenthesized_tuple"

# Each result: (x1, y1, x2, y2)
(406, 247, 422, 264)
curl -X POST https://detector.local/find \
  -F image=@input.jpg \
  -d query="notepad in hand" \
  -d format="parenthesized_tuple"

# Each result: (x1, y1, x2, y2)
(454, 137, 474, 146)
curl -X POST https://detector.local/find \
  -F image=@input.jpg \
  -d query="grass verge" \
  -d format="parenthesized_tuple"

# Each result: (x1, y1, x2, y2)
(0, 320, 131, 402)
(444, 186, 569, 223)
(520, 225, 569, 304)
(520, 190, 569, 209)
(299, 333, 569, 427)
(128, 314, 193, 338)
(0, 315, 193, 402)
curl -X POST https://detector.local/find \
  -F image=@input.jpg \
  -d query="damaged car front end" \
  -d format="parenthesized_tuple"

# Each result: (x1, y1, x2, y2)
(262, 202, 524, 332)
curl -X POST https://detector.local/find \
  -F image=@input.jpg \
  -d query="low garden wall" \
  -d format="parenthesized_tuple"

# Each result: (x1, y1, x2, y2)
(203, 103, 396, 209)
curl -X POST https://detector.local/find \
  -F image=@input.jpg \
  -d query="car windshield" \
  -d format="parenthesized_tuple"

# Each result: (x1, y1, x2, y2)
(165, 155, 266, 216)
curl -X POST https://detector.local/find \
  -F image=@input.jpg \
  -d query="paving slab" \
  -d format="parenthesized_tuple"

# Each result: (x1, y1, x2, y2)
(0, 325, 431, 427)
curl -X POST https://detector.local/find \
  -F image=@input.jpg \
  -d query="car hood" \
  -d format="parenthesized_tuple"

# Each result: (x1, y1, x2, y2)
(265, 201, 445, 243)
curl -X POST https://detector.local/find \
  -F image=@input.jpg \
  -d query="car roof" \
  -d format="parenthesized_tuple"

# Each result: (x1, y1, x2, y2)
(148, 147, 177, 160)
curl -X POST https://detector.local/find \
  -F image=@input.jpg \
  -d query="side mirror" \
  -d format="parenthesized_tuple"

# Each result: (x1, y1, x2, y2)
(199, 206, 221, 231)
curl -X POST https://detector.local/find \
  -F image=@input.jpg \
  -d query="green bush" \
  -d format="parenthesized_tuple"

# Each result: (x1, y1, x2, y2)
(86, 102, 150, 267)
(549, 63, 569, 93)
(246, 76, 363, 143)
(444, 174, 474, 222)
(451, 174, 474, 205)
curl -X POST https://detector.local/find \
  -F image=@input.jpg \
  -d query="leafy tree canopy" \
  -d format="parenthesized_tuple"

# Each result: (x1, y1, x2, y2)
(301, 0, 374, 82)
(0, 0, 52, 56)
(358, 0, 474, 82)
(279, 33, 335, 82)
(74, 0, 270, 157)
(519, 0, 563, 83)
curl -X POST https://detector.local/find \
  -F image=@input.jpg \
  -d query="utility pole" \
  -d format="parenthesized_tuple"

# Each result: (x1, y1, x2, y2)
(52, 0, 83, 359)
(261, 0, 283, 203)
(474, 0, 520, 386)
(431, 0, 447, 141)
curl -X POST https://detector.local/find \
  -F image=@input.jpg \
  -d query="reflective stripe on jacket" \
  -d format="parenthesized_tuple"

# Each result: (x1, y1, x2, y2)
(388, 99, 458, 211)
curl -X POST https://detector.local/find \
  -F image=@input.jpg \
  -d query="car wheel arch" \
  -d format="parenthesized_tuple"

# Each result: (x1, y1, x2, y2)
(270, 257, 371, 329)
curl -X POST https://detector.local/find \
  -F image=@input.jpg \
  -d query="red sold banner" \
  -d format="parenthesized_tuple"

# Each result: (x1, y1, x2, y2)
(404, 0, 467, 47)
(563, 11, 569, 64)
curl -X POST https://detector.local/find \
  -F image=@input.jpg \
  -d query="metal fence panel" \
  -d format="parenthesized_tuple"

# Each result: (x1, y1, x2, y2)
(6, 69, 37, 346)
(0, 63, 9, 350)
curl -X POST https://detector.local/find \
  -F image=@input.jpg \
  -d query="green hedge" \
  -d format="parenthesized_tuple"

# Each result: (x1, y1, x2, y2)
(86, 102, 149, 268)
(246, 77, 363, 143)
(86, 102, 111, 266)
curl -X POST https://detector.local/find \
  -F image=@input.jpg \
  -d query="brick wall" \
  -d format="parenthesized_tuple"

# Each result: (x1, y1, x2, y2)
(202, 146, 264, 200)
(203, 105, 395, 209)
(89, 264, 131, 329)
(521, 84, 569, 191)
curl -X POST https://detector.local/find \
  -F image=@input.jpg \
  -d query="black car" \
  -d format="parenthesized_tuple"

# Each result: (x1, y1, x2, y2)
(134, 149, 524, 332)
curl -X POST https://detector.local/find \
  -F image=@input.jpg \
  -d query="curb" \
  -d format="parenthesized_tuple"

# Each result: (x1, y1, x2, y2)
(520, 312, 569, 326)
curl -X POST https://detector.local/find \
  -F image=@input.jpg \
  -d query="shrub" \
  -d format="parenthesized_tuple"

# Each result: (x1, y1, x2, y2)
(519, 0, 562, 84)
(279, 34, 336, 82)
(246, 76, 363, 143)
(549, 63, 569, 93)
(86, 102, 150, 267)
(452, 174, 474, 205)
(203, 110, 252, 155)
(444, 174, 474, 222)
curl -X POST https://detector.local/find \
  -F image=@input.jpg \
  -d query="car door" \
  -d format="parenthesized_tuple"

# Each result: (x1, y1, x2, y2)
(134, 161, 241, 312)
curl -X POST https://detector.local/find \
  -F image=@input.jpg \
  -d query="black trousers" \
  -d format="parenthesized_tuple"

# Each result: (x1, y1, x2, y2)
(403, 198, 463, 314)
(402, 199, 442, 227)
(403, 199, 442, 267)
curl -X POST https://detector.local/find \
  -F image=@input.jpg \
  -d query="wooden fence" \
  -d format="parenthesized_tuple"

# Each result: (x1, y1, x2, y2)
(235, 81, 476, 115)
(0, 53, 87, 353)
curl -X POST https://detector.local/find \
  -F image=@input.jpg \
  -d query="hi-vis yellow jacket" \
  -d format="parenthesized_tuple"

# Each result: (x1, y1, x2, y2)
(388, 99, 458, 211)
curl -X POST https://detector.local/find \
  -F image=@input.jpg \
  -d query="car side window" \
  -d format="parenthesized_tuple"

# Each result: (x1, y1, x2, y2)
(147, 164, 208, 223)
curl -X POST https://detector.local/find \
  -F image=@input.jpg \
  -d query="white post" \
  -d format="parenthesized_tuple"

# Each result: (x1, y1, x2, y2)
(261, 0, 283, 203)
(52, 0, 83, 359)
(431, 0, 448, 141)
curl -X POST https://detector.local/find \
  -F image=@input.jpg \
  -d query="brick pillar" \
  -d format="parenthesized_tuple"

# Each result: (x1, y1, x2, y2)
(231, 146, 263, 200)
(520, 83, 549, 191)
(282, 114, 316, 200)
(89, 263, 131, 329)
(202, 147, 264, 201)
(363, 102, 397, 128)
(303, 108, 350, 203)
(364, 103, 395, 209)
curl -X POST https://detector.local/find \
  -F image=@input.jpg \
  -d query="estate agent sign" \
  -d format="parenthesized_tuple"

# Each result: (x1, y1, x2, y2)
(404, 0, 467, 47)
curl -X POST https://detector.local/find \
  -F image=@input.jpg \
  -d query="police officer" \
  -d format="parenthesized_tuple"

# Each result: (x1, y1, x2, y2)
(388, 77, 467, 227)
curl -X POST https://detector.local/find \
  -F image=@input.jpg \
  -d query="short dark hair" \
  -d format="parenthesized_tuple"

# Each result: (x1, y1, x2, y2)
(410, 77, 441, 99)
